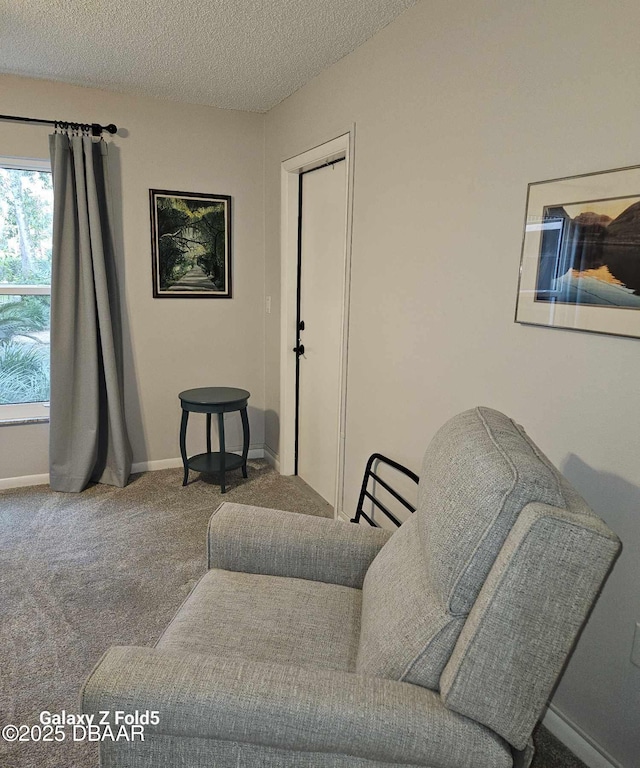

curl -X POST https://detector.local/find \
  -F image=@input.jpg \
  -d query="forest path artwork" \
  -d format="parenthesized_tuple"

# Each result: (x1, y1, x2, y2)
(150, 189, 232, 298)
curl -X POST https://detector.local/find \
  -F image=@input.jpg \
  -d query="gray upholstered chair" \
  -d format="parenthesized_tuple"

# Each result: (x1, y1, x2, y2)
(82, 407, 620, 768)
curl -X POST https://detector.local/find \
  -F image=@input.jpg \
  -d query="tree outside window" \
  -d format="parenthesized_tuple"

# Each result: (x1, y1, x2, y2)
(0, 162, 53, 406)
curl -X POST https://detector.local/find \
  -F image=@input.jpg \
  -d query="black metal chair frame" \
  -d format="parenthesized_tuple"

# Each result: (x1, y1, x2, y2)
(351, 453, 419, 528)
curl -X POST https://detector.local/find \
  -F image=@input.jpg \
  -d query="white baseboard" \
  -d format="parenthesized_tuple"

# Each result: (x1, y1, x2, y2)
(542, 704, 622, 768)
(131, 457, 183, 473)
(337, 509, 352, 523)
(1, 448, 267, 490)
(263, 445, 280, 472)
(0, 472, 50, 490)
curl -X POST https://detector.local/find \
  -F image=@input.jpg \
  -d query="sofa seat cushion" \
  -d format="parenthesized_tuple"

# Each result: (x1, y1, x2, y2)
(157, 568, 362, 672)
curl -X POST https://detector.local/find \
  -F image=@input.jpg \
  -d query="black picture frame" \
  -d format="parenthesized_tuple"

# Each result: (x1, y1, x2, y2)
(150, 189, 232, 298)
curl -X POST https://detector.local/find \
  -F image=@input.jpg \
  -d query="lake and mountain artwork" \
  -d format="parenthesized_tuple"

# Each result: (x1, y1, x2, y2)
(534, 196, 640, 309)
(150, 190, 231, 298)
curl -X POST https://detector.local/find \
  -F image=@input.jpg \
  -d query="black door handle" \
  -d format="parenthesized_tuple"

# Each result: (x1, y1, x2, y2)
(293, 344, 305, 356)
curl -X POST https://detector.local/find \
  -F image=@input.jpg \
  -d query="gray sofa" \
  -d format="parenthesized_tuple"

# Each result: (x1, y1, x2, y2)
(82, 406, 620, 767)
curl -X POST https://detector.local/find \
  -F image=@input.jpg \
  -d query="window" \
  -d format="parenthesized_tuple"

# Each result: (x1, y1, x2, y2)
(0, 157, 53, 422)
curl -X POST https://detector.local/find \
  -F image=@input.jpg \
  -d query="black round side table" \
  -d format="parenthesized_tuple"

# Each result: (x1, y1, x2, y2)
(179, 387, 250, 493)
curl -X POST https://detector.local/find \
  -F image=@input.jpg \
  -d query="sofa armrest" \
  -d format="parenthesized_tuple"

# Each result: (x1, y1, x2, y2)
(82, 646, 510, 768)
(207, 502, 392, 588)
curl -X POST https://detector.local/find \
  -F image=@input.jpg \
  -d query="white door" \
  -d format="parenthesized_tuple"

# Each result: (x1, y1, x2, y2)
(296, 159, 347, 505)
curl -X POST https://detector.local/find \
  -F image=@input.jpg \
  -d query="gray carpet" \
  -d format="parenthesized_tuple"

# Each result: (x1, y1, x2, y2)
(0, 461, 585, 768)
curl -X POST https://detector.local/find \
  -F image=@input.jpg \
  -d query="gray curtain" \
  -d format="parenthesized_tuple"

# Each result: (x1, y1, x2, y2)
(48, 133, 131, 492)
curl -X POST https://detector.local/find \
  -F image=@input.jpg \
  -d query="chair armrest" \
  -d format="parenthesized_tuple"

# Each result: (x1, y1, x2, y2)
(207, 502, 392, 588)
(81, 646, 510, 768)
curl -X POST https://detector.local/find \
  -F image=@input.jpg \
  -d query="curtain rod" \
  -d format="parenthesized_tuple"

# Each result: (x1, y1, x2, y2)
(0, 113, 118, 136)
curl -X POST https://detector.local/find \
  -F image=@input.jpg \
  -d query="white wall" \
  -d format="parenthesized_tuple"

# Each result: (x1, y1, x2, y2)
(264, 1, 640, 765)
(0, 74, 265, 482)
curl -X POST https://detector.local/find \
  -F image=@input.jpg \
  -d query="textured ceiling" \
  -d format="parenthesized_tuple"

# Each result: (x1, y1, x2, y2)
(0, 0, 417, 112)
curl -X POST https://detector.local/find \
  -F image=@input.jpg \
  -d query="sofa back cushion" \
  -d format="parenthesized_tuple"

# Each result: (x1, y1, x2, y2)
(357, 406, 570, 689)
(356, 515, 467, 688)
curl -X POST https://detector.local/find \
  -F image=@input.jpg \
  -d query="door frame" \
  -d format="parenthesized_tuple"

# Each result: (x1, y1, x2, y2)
(279, 130, 355, 518)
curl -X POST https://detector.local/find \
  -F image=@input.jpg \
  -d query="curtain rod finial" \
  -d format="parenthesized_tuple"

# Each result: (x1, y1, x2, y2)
(91, 123, 118, 136)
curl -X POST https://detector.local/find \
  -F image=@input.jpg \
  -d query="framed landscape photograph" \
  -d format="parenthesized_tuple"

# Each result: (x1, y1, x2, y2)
(150, 189, 232, 298)
(515, 164, 640, 338)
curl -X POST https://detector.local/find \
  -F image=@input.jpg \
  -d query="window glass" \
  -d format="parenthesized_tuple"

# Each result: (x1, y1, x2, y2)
(0, 162, 53, 409)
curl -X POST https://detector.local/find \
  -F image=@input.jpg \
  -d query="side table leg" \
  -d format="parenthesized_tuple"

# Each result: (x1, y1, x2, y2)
(180, 409, 189, 486)
(206, 413, 212, 455)
(240, 407, 250, 478)
(218, 412, 226, 494)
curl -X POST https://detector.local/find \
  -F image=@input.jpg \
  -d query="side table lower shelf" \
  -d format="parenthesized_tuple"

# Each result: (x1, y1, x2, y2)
(187, 452, 246, 474)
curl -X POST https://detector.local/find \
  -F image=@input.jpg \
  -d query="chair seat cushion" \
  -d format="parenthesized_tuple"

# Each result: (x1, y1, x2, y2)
(157, 569, 362, 672)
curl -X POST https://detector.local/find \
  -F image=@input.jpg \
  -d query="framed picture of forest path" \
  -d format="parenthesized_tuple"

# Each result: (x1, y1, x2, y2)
(150, 189, 232, 298)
